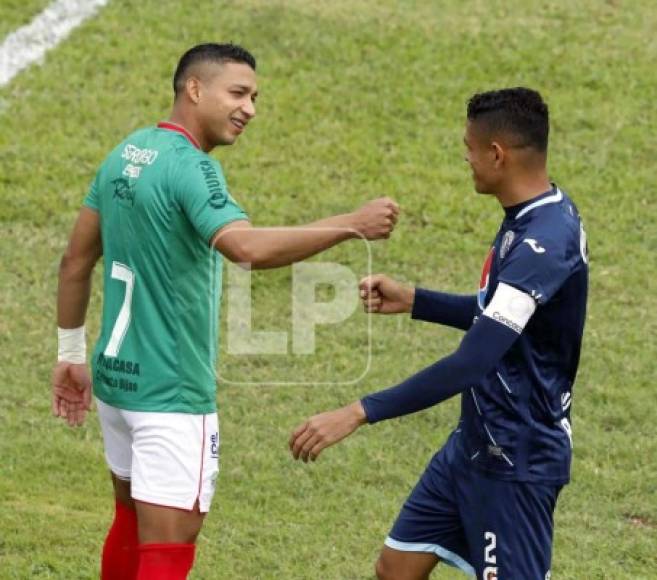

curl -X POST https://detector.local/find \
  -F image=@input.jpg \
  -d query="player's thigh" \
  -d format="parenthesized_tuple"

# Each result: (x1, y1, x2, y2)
(459, 471, 561, 579)
(386, 434, 475, 573)
(135, 500, 206, 544)
(375, 545, 439, 580)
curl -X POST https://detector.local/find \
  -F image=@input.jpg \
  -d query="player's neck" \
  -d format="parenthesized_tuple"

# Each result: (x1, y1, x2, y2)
(167, 110, 209, 152)
(495, 172, 552, 209)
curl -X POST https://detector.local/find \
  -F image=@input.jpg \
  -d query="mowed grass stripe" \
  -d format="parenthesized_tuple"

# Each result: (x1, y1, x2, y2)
(0, 0, 110, 87)
(0, 1, 53, 40)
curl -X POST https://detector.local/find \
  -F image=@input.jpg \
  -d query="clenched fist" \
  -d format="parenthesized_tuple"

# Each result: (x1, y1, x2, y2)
(359, 274, 415, 314)
(350, 197, 400, 240)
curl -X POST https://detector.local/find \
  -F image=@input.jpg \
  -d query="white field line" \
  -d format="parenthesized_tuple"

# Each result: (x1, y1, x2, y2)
(0, 0, 109, 87)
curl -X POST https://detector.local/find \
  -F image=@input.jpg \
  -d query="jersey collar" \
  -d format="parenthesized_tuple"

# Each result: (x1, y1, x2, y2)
(504, 184, 562, 220)
(157, 121, 201, 149)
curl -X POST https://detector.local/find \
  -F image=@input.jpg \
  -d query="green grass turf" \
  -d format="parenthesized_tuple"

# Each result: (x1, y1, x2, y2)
(1, 0, 656, 577)
(0, 1, 53, 40)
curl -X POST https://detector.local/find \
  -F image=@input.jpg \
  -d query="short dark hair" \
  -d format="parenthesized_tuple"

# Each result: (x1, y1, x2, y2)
(467, 87, 549, 152)
(173, 43, 256, 96)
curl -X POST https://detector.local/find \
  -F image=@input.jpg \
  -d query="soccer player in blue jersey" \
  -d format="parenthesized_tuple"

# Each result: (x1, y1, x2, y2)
(290, 88, 589, 579)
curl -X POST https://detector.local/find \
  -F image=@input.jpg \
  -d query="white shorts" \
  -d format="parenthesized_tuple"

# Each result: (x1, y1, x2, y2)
(96, 398, 219, 513)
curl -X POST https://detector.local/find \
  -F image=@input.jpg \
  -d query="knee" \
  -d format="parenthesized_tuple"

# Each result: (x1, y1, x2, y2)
(375, 556, 393, 580)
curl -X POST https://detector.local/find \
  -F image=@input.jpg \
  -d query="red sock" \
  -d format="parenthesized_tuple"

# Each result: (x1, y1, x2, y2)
(101, 500, 139, 580)
(137, 543, 196, 580)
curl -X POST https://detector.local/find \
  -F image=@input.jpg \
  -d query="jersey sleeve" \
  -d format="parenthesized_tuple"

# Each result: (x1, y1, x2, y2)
(411, 289, 477, 330)
(497, 231, 575, 305)
(173, 153, 249, 244)
(361, 313, 521, 423)
(83, 172, 100, 211)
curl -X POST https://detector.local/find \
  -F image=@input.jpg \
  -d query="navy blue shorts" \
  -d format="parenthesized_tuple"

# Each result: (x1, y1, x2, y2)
(386, 432, 561, 579)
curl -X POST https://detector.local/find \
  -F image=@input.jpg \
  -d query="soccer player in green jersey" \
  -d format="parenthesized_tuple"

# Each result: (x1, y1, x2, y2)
(51, 43, 399, 580)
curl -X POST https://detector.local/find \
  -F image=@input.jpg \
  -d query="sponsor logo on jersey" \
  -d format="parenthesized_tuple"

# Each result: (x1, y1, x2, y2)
(96, 353, 141, 376)
(478, 247, 495, 310)
(112, 177, 136, 208)
(199, 160, 227, 209)
(122, 163, 142, 179)
(523, 238, 546, 254)
(95, 369, 139, 392)
(121, 144, 158, 165)
(500, 230, 515, 260)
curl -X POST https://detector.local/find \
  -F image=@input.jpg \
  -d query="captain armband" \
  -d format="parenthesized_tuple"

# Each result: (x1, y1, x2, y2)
(57, 326, 87, 364)
(482, 282, 536, 334)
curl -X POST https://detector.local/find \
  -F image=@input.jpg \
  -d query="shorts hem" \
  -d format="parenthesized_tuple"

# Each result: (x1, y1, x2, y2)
(105, 459, 131, 480)
(131, 491, 207, 513)
(385, 536, 475, 577)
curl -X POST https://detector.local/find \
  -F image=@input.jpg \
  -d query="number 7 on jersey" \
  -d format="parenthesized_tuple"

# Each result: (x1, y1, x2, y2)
(104, 261, 135, 357)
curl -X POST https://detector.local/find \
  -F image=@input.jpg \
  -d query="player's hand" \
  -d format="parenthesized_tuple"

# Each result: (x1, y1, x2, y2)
(359, 274, 415, 314)
(51, 362, 92, 427)
(289, 401, 367, 462)
(351, 197, 400, 240)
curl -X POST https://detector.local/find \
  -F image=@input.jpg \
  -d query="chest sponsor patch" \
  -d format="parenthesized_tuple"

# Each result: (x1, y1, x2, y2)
(478, 247, 495, 310)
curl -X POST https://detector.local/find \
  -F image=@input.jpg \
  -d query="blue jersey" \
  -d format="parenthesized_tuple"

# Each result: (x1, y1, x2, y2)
(460, 185, 589, 484)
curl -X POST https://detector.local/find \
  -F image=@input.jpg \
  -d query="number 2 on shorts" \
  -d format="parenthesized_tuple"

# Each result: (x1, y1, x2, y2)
(483, 531, 498, 579)
(104, 261, 135, 357)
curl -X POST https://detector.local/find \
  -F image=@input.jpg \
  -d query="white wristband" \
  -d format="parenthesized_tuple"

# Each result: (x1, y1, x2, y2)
(58, 326, 87, 364)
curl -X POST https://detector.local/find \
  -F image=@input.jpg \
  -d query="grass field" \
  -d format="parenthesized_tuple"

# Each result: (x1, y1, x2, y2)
(1, 0, 656, 578)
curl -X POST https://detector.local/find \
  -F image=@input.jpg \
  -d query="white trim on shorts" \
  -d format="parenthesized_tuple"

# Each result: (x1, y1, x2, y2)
(385, 536, 476, 577)
(95, 397, 219, 513)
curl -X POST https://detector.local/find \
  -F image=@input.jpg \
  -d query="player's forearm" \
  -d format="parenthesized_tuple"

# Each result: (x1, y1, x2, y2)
(57, 256, 94, 328)
(361, 316, 519, 423)
(411, 289, 478, 330)
(238, 213, 358, 269)
(56, 208, 102, 329)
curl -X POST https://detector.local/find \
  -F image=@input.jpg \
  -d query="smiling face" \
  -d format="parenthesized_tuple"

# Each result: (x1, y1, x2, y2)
(190, 61, 258, 147)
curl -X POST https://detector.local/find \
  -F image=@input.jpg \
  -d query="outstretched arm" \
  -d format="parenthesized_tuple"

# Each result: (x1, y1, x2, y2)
(290, 282, 536, 461)
(53, 207, 102, 427)
(359, 274, 477, 330)
(213, 197, 399, 269)
(360, 315, 515, 422)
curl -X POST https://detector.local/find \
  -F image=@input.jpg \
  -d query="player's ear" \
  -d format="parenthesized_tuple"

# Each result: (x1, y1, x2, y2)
(186, 76, 202, 104)
(491, 141, 505, 168)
